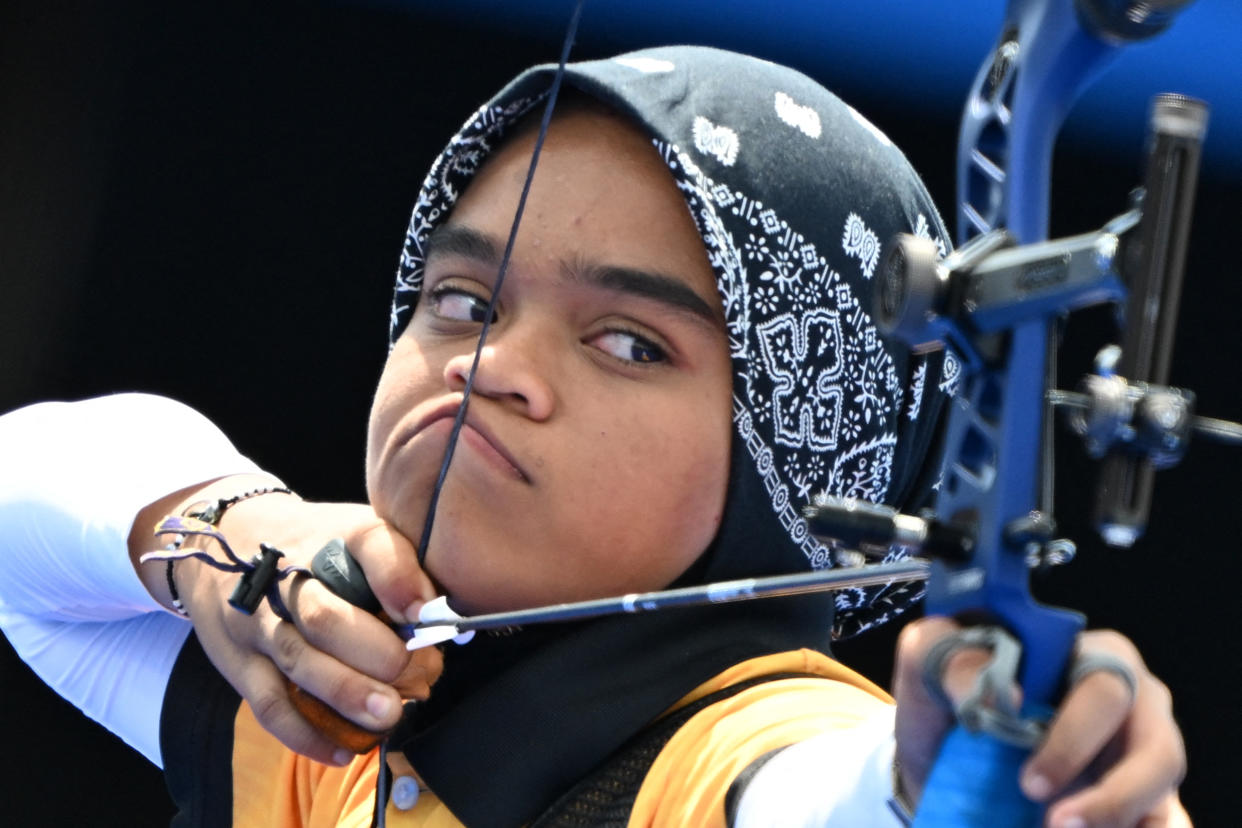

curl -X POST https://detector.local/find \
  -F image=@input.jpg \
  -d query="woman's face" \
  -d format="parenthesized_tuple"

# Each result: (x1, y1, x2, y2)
(366, 106, 733, 613)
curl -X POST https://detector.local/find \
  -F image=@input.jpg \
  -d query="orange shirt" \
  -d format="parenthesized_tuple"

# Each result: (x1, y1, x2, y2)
(227, 649, 892, 827)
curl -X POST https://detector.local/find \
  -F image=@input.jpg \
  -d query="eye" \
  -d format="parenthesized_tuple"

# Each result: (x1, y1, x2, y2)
(428, 285, 496, 324)
(591, 329, 667, 365)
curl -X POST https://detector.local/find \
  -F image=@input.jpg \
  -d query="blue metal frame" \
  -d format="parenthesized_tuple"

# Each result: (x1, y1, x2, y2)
(915, 1, 1192, 824)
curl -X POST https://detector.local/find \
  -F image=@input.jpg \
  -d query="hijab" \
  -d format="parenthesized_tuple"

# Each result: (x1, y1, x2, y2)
(385, 46, 957, 826)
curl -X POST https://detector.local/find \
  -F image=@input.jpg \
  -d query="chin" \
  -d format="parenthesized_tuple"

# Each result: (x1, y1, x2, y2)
(428, 553, 568, 616)
(430, 565, 523, 615)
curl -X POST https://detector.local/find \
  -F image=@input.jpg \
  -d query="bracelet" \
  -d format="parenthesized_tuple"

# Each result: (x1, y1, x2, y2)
(162, 486, 297, 617)
(183, 486, 295, 526)
(166, 559, 188, 616)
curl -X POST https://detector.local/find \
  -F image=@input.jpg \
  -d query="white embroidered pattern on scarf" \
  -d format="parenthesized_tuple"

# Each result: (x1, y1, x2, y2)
(654, 139, 944, 636)
(391, 95, 545, 340)
(391, 94, 949, 638)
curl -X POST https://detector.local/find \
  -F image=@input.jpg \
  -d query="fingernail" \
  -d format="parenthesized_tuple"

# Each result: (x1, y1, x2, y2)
(1054, 816, 1087, 828)
(332, 748, 354, 766)
(1021, 772, 1053, 801)
(366, 691, 394, 720)
(402, 601, 424, 623)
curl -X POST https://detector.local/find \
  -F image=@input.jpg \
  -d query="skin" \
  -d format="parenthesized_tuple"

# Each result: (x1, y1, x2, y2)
(895, 620, 1188, 827)
(131, 477, 441, 765)
(365, 105, 734, 613)
(129, 107, 1188, 824)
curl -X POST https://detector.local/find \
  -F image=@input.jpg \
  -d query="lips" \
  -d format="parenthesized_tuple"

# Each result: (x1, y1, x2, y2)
(402, 397, 531, 483)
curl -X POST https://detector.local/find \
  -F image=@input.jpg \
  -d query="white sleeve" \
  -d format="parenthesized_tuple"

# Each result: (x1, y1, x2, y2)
(0, 392, 271, 766)
(731, 707, 907, 827)
(0, 392, 269, 621)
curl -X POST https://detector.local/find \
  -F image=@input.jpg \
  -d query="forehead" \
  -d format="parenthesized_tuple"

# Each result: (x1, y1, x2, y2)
(438, 105, 720, 307)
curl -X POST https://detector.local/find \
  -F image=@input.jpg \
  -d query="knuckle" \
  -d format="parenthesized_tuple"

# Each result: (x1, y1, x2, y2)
(1079, 668, 1134, 709)
(250, 685, 293, 729)
(271, 627, 306, 672)
(316, 670, 354, 709)
(296, 599, 335, 640)
(396, 649, 443, 694)
(1084, 629, 1141, 665)
(1147, 675, 1174, 711)
(895, 622, 923, 653)
(375, 648, 412, 684)
(223, 609, 261, 645)
(896, 616, 959, 660)
(417, 648, 445, 683)
(1171, 735, 1188, 784)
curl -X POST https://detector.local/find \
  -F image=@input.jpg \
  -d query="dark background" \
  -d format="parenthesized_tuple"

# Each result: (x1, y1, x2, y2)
(2, 1, 1238, 824)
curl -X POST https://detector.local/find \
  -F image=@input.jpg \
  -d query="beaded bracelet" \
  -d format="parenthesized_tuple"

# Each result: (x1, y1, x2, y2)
(162, 486, 295, 616)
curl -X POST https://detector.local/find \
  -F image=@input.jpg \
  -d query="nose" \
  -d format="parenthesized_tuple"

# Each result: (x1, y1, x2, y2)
(443, 331, 556, 421)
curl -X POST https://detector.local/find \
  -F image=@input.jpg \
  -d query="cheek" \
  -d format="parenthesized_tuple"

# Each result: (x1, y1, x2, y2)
(578, 391, 732, 567)
(663, 413, 731, 544)
(365, 339, 440, 494)
(667, 383, 734, 555)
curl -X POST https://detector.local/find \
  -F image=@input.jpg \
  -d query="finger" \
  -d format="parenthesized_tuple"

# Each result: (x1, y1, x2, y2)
(392, 645, 445, 702)
(1022, 631, 1142, 802)
(287, 681, 388, 754)
(235, 655, 359, 766)
(284, 574, 414, 683)
(1136, 795, 1192, 828)
(345, 521, 437, 623)
(1043, 673, 1184, 828)
(255, 610, 406, 733)
(192, 607, 357, 765)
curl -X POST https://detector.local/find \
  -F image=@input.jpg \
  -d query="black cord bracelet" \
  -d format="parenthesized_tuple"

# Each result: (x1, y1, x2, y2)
(162, 486, 297, 617)
(183, 486, 295, 525)
(165, 559, 188, 616)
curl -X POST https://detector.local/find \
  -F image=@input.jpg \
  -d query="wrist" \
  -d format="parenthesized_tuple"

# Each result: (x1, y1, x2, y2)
(136, 474, 295, 614)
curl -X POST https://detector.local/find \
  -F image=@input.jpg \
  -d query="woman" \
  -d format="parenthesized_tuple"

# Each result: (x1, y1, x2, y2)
(0, 46, 1185, 826)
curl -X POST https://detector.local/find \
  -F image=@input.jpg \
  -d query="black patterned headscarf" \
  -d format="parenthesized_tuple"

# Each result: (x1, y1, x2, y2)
(387, 46, 958, 826)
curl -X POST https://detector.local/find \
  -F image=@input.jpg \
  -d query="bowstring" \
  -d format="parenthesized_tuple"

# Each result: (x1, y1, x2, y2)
(416, 0, 587, 568)
(382, 11, 589, 822)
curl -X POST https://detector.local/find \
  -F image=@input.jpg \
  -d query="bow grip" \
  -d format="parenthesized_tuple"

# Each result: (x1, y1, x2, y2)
(912, 725, 1044, 827)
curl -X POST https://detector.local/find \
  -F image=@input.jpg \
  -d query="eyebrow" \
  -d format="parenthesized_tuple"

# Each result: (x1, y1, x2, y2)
(424, 224, 721, 327)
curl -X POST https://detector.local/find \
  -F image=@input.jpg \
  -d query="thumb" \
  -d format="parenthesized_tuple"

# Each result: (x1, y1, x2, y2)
(892, 616, 968, 803)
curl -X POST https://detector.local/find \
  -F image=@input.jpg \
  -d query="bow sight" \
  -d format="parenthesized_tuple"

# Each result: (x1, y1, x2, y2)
(853, 91, 1240, 554)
